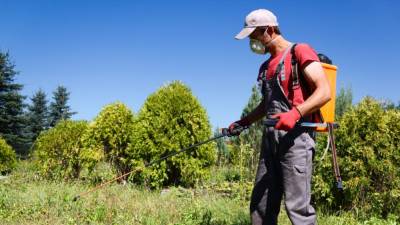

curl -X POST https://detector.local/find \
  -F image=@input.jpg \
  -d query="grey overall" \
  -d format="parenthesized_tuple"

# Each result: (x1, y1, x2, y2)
(250, 45, 317, 225)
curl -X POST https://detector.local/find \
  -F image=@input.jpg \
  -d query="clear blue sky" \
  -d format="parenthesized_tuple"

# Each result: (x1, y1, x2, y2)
(1, 0, 399, 129)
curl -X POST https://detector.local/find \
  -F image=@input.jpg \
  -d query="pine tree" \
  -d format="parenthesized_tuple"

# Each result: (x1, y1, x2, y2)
(49, 86, 75, 127)
(0, 52, 28, 155)
(27, 89, 48, 145)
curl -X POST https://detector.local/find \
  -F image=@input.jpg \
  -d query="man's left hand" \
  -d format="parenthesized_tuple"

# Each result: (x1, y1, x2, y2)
(271, 107, 301, 131)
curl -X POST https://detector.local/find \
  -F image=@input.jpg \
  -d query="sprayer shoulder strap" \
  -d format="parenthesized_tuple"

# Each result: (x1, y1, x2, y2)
(290, 43, 316, 93)
(290, 44, 301, 89)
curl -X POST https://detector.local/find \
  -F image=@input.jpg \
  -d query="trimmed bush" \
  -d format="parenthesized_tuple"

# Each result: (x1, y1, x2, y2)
(0, 137, 17, 174)
(129, 81, 216, 188)
(83, 102, 135, 177)
(33, 120, 101, 180)
(313, 97, 400, 219)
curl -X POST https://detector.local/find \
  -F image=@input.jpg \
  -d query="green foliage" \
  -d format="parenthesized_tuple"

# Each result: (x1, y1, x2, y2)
(214, 127, 230, 166)
(335, 86, 353, 119)
(228, 139, 258, 182)
(230, 85, 262, 179)
(0, 136, 17, 174)
(80, 161, 117, 185)
(235, 85, 263, 153)
(381, 99, 400, 110)
(84, 102, 135, 177)
(202, 166, 254, 202)
(0, 163, 253, 225)
(313, 97, 400, 219)
(0, 51, 28, 155)
(3, 161, 398, 225)
(33, 120, 101, 180)
(26, 89, 49, 152)
(49, 86, 76, 127)
(129, 81, 216, 188)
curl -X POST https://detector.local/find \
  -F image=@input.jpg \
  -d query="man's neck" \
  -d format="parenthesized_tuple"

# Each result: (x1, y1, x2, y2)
(268, 35, 292, 56)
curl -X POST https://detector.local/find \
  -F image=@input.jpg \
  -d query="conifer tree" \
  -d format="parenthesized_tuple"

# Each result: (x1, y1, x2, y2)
(49, 85, 75, 127)
(27, 89, 48, 146)
(0, 52, 27, 155)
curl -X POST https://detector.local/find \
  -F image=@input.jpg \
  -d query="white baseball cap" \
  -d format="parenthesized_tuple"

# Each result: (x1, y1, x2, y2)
(235, 9, 279, 40)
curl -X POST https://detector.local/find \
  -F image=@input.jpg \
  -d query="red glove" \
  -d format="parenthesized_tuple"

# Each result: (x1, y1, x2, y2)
(271, 107, 302, 131)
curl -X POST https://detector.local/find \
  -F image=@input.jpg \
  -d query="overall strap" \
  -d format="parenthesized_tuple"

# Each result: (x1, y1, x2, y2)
(275, 43, 294, 81)
(258, 43, 293, 82)
(258, 61, 270, 81)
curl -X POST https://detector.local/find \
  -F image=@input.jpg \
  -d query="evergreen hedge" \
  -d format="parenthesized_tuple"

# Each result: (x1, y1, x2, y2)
(129, 81, 216, 188)
(313, 97, 400, 220)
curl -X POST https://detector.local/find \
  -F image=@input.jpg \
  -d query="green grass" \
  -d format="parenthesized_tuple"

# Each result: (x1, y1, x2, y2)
(0, 161, 397, 225)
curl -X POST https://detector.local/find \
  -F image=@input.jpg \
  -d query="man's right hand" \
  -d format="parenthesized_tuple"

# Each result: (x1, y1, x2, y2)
(222, 121, 244, 137)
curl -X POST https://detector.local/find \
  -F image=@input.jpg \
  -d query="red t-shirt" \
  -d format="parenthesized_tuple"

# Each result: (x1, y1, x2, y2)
(257, 43, 320, 106)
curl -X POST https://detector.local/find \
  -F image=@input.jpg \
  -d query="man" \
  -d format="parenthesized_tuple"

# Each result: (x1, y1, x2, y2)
(226, 9, 331, 225)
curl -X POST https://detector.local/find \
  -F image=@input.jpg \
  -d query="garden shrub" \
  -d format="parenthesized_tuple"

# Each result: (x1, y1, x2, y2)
(129, 81, 216, 188)
(313, 97, 400, 219)
(0, 136, 17, 174)
(83, 102, 135, 177)
(33, 120, 101, 180)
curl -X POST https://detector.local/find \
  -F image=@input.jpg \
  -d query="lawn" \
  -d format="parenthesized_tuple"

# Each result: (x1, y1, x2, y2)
(0, 161, 396, 225)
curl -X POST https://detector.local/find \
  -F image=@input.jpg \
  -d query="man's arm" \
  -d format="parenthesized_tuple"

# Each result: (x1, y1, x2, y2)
(296, 61, 331, 117)
(225, 97, 266, 136)
(271, 61, 331, 131)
